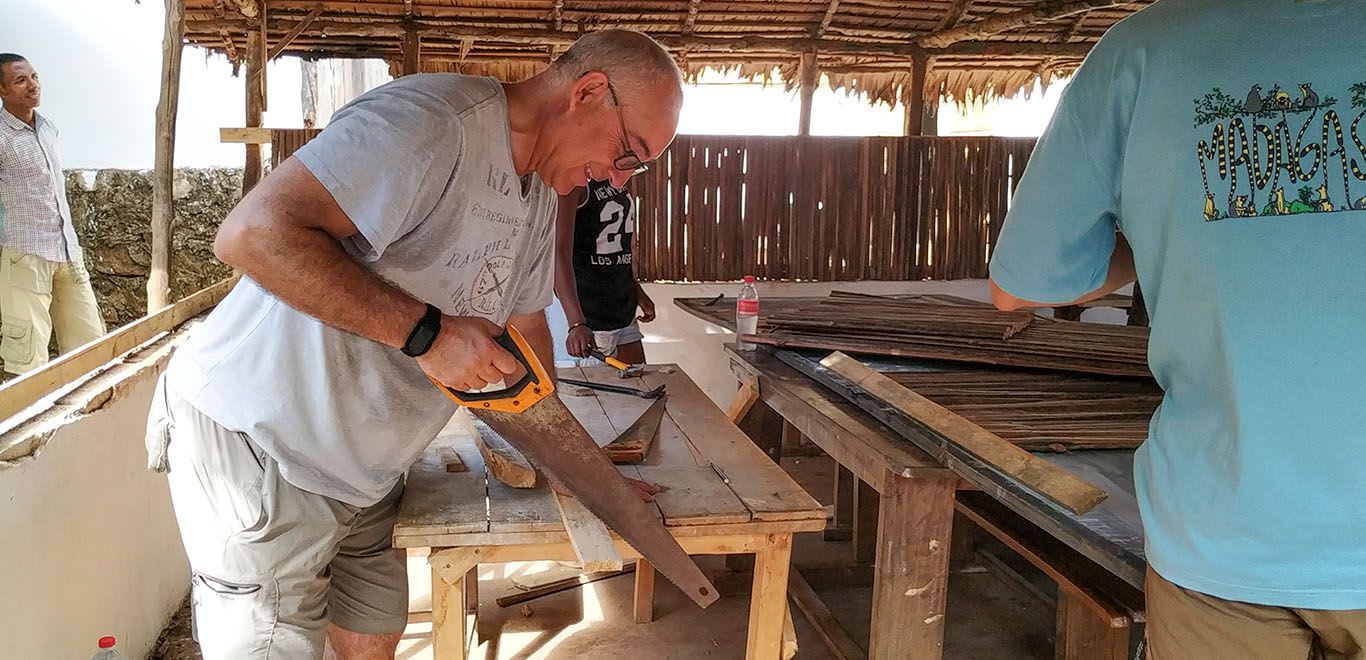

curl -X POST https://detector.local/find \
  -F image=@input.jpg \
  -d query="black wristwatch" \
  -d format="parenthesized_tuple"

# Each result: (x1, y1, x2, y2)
(401, 303, 443, 357)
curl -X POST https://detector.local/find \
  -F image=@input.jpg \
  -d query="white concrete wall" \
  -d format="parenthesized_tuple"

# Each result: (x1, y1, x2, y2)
(0, 362, 189, 659)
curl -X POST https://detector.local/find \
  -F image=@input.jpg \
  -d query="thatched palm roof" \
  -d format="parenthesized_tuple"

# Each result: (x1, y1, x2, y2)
(183, 0, 1155, 107)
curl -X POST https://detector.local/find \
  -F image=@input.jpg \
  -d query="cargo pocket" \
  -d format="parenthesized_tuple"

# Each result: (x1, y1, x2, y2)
(145, 376, 175, 473)
(2, 249, 52, 295)
(0, 318, 36, 371)
(190, 571, 278, 652)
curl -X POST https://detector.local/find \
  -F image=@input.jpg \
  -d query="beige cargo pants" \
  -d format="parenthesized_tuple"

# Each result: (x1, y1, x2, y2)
(0, 246, 105, 374)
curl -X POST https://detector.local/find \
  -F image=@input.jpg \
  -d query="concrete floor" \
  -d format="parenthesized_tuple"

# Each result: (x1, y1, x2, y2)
(151, 455, 1056, 660)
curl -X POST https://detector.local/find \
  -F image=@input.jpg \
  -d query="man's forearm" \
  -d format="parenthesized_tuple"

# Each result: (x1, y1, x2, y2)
(217, 221, 423, 349)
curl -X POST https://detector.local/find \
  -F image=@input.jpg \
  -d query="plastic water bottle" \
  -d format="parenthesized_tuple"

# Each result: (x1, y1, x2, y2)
(736, 276, 760, 351)
(91, 636, 127, 660)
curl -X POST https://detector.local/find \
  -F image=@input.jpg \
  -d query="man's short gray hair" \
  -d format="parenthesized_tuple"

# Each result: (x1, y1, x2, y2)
(549, 30, 683, 104)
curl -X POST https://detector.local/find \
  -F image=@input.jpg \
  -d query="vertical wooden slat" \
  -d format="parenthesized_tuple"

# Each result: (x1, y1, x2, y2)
(627, 135, 1035, 283)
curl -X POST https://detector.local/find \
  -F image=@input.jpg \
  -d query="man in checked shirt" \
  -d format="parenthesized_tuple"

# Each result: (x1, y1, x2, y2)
(0, 53, 104, 375)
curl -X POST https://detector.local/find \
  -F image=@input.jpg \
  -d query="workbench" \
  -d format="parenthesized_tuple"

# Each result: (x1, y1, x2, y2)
(393, 365, 826, 660)
(677, 296, 1149, 660)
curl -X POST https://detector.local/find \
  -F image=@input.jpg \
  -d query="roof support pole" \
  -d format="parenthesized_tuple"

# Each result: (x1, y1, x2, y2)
(148, 0, 185, 312)
(797, 50, 818, 137)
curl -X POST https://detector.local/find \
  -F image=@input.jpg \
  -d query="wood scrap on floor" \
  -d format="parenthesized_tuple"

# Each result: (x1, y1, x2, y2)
(495, 563, 637, 608)
(473, 417, 537, 488)
(747, 292, 1152, 378)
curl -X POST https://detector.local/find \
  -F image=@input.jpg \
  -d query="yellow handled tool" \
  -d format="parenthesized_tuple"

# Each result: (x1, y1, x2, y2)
(432, 325, 555, 414)
(432, 325, 719, 609)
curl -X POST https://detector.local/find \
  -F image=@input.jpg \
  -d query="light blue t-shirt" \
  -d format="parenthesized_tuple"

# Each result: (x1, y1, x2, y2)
(990, 0, 1366, 609)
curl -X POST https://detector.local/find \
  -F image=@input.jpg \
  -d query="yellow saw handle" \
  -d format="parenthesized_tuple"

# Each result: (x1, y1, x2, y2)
(433, 325, 555, 414)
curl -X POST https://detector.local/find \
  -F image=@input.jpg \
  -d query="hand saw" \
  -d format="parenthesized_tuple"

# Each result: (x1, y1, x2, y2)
(433, 326, 719, 608)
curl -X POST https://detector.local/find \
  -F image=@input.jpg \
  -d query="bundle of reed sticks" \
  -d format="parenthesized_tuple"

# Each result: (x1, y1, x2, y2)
(886, 369, 1161, 451)
(750, 292, 1151, 378)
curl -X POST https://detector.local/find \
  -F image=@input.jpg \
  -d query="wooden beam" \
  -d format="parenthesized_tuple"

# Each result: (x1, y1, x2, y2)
(820, 352, 1109, 515)
(232, 0, 259, 18)
(788, 570, 866, 660)
(1056, 13, 1087, 43)
(0, 276, 240, 422)
(148, 0, 185, 313)
(683, 0, 701, 34)
(796, 50, 817, 137)
(267, 4, 322, 60)
(935, 0, 974, 31)
(186, 18, 1095, 59)
(814, 0, 841, 38)
(726, 375, 760, 423)
(915, 0, 1125, 49)
(904, 52, 927, 136)
(554, 492, 625, 572)
(219, 126, 273, 144)
(402, 23, 421, 75)
(633, 560, 656, 623)
(243, 29, 265, 194)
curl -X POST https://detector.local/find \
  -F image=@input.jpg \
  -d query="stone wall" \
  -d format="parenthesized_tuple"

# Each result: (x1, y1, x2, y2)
(64, 168, 241, 328)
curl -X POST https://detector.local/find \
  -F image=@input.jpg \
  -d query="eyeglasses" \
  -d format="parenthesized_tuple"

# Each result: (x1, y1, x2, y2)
(605, 81, 648, 174)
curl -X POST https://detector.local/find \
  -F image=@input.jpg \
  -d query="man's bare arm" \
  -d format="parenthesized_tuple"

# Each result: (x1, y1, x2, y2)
(213, 157, 518, 391)
(991, 234, 1137, 311)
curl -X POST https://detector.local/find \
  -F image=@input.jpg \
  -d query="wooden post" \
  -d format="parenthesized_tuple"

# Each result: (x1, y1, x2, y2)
(243, 29, 266, 195)
(745, 533, 794, 660)
(403, 24, 422, 75)
(904, 53, 928, 137)
(797, 51, 818, 137)
(634, 559, 656, 623)
(868, 472, 956, 659)
(148, 0, 185, 312)
(853, 478, 879, 564)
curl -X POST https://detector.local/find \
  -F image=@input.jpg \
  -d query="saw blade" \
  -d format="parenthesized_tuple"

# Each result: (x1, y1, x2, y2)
(471, 395, 719, 608)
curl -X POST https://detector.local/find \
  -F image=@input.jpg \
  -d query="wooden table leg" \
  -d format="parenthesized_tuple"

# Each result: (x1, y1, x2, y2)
(853, 478, 880, 565)
(1055, 589, 1131, 660)
(746, 533, 795, 660)
(825, 464, 855, 542)
(634, 559, 657, 623)
(432, 564, 471, 660)
(430, 548, 482, 660)
(868, 472, 956, 660)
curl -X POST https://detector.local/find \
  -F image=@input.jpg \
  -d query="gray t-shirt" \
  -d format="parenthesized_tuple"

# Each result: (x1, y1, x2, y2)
(165, 75, 556, 506)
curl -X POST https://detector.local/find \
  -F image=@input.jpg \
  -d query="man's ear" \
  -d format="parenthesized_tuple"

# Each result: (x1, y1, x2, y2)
(569, 71, 611, 111)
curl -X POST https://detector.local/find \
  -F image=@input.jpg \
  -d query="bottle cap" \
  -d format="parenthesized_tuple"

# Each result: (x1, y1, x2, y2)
(99, 637, 116, 649)
(743, 276, 755, 283)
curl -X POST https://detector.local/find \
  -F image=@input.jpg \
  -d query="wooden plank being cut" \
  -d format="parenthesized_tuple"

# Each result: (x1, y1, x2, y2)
(821, 352, 1107, 515)
(554, 491, 625, 572)
(472, 416, 537, 488)
(636, 466, 750, 526)
(393, 439, 489, 539)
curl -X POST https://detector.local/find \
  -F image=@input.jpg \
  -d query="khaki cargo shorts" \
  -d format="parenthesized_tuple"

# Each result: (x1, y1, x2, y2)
(1147, 568, 1366, 660)
(146, 374, 408, 659)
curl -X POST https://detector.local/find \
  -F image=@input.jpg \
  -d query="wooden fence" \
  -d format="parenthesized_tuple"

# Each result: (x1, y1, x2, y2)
(630, 135, 1037, 282)
(270, 130, 1036, 283)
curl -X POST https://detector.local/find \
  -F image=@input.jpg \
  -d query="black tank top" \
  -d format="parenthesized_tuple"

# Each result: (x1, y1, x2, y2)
(573, 180, 638, 331)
